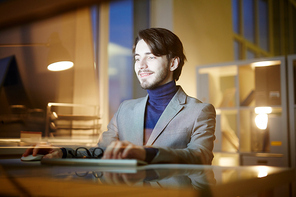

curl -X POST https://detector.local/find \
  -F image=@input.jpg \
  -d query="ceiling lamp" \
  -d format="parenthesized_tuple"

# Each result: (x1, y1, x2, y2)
(0, 32, 74, 72)
(47, 32, 74, 71)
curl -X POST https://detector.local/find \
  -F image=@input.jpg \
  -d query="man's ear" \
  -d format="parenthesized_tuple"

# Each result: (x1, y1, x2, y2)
(170, 57, 179, 71)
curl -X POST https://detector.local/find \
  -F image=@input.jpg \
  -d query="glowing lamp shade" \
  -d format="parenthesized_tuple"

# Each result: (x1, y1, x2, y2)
(47, 33, 74, 71)
(254, 107, 272, 130)
(255, 113, 268, 130)
(48, 61, 74, 71)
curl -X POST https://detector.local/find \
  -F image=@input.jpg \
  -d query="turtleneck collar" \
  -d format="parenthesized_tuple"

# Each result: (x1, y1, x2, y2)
(147, 81, 177, 105)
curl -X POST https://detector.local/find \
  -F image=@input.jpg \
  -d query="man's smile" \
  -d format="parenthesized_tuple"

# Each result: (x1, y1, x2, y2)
(139, 71, 154, 78)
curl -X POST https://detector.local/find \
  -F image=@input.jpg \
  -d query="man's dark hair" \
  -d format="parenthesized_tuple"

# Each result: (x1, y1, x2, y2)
(133, 28, 186, 81)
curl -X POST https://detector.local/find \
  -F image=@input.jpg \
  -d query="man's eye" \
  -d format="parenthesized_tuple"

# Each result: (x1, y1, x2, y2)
(135, 58, 140, 62)
(148, 56, 156, 59)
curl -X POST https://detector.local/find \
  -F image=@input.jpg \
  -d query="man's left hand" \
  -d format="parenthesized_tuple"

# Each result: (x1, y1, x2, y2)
(102, 141, 146, 161)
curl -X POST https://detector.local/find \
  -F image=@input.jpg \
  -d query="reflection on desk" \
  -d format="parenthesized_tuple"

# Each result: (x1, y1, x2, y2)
(0, 159, 294, 197)
(54, 164, 216, 192)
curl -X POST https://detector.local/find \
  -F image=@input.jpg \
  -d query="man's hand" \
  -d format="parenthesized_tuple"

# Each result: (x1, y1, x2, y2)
(22, 142, 63, 159)
(102, 141, 146, 161)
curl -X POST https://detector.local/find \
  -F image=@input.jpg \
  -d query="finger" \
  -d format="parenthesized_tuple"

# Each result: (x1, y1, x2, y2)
(116, 151, 122, 159)
(32, 146, 41, 156)
(112, 142, 125, 159)
(103, 141, 118, 159)
(22, 146, 35, 157)
(121, 144, 133, 159)
(32, 143, 54, 156)
(32, 143, 47, 156)
(122, 145, 146, 161)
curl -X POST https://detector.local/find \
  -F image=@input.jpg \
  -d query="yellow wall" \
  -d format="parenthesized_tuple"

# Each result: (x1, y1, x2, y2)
(173, 0, 234, 97)
(73, 8, 99, 106)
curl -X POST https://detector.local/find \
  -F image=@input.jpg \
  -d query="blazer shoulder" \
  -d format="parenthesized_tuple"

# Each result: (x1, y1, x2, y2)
(118, 96, 147, 110)
(177, 87, 215, 113)
(187, 97, 216, 114)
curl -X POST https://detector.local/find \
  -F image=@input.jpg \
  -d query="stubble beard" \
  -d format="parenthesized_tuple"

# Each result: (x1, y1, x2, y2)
(139, 66, 170, 90)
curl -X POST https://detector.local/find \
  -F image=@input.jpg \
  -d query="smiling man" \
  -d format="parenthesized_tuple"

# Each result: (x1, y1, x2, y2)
(23, 28, 216, 165)
(97, 28, 216, 164)
(134, 39, 177, 89)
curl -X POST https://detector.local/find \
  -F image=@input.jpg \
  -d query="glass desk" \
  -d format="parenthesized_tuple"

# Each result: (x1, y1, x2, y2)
(0, 159, 294, 197)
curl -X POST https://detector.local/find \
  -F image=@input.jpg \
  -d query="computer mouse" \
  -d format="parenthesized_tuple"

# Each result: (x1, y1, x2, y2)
(21, 154, 44, 161)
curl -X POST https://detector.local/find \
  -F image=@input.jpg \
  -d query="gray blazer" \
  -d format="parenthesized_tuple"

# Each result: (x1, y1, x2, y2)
(98, 86, 216, 164)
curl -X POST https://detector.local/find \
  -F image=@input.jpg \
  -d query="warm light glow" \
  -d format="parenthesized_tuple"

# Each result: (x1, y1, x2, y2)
(218, 157, 237, 166)
(47, 61, 74, 71)
(257, 166, 268, 178)
(215, 109, 221, 115)
(255, 113, 268, 130)
(255, 107, 272, 114)
(52, 112, 58, 118)
(251, 60, 281, 67)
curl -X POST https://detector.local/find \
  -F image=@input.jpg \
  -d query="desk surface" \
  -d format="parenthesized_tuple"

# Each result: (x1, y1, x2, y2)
(0, 159, 294, 197)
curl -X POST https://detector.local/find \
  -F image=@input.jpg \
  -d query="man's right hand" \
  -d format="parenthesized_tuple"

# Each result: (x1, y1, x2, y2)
(22, 142, 63, 159)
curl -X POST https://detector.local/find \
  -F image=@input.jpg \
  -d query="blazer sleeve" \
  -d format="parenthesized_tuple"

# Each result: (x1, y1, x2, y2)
(97, 103, 122, 149)
(97, 97, 146, 148)
(150, 103, 216, 165)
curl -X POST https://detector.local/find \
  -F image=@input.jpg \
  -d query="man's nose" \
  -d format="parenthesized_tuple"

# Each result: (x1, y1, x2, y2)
(139, 58, 148, 69)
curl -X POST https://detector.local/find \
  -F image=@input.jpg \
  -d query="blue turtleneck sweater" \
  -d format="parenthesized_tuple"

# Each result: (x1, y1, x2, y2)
(144, 81, 177, 144)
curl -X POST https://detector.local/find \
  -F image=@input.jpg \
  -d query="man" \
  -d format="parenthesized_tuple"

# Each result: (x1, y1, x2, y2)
(23, 28, 216, 164)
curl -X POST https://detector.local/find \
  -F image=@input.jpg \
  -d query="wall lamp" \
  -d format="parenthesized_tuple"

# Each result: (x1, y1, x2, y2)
(0, 33, 74, 71)
(254, 107, 272, 130)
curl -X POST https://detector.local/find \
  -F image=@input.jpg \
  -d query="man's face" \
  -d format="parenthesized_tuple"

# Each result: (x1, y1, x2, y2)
(134, 39, 173, 89)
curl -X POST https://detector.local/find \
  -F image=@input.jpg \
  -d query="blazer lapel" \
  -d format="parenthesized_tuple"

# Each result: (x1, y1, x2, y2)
(146, 87, 186, 145)
(131, 95, 148, 146)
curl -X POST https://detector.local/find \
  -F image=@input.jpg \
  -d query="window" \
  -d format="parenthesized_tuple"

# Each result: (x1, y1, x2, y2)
(233, 0, 296, 60)
(109, 0, 134, 120)
(258, 0, 269, 51)
(232, 0, 270, 60)
(243, 0, 255, 43)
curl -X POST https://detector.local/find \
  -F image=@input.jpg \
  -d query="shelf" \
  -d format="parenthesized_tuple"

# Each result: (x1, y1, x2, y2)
(50, 123, 101, 130)
(51, 113, 100, 121)
(239, 152, 283, 157)
(287, 55, 296, 175)
(198, 65, 237, 76)
(46, 103, 101, 137)
(197, 56, 289, 167)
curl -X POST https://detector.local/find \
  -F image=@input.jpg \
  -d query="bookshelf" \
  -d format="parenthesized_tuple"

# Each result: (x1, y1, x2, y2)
(196, 57, 289, 167)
